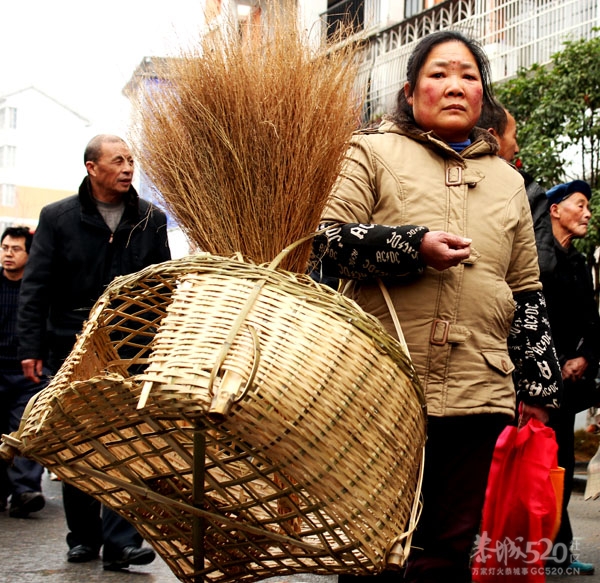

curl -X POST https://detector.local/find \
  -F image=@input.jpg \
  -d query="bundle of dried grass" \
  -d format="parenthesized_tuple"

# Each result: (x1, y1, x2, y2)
(129, 4, 362, 272)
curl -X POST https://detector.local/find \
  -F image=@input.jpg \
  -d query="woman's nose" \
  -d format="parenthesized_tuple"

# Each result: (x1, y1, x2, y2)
(445, 77, 465, 96)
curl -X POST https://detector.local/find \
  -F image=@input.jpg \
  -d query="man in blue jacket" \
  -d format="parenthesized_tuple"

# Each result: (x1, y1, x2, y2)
(17, 134, 171, 571)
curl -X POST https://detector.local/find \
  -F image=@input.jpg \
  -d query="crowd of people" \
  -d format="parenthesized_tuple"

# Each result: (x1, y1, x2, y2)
(1, 28, 599, 582)
(480, 102, 600, 574)
(2, 134, 170, 572)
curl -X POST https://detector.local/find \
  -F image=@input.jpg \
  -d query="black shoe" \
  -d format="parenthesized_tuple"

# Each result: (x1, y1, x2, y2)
(67, 544, 99, 563)
(9, 491, 45, 518)
(103, 546, 156, 571)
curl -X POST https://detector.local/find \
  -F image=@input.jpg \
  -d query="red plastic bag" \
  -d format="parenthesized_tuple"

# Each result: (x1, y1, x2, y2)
(472, 418, 561, 582)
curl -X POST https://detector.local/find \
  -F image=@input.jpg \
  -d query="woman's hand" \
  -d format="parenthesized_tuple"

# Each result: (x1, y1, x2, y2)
(419, 231, 472, 270)
(519, 403, 550, 427)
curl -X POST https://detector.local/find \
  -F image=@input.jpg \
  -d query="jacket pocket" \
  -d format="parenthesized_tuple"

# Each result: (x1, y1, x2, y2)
(482, 350, 515, 376)
(490, 282, 516, 340)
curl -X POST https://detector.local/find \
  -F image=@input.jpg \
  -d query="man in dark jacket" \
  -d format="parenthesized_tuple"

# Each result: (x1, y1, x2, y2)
(17, 134, 171, 571)
(541, 180, 600, 574)
(0, 226, 48, 518)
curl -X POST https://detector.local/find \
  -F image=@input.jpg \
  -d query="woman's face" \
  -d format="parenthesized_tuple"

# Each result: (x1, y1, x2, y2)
(405, 40, 483, 143)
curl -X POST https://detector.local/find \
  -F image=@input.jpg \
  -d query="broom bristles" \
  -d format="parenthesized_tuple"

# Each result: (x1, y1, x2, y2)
(130, 5, 363, 272)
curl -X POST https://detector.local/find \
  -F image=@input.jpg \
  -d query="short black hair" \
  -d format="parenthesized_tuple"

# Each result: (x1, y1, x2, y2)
(84, 134, 128, 164)
(478, 100, 508, 136)
(1, 226, 33, 253)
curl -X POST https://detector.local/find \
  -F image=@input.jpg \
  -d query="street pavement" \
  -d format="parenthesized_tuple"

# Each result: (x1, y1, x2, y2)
(546, 475, 600, 582)
(0, 472, 335, 583)
(0, 472, 598, 582)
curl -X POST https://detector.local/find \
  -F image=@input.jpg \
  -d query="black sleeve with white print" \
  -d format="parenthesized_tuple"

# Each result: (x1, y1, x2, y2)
(310, 223, 562, 409)
(310, 222, 430, 281)
(509, 289, 562, 409)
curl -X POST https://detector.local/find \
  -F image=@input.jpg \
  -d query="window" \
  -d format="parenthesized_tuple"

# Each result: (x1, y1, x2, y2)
(405, 0, 424, 19)
(0, 146, 16, 168)
(324, 0, 364, 40)
(0, 107, 17, 129)
(0, 184, 16, 207)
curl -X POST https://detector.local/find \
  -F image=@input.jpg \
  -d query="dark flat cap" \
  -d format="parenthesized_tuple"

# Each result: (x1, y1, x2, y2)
(546, 179, 591, 205)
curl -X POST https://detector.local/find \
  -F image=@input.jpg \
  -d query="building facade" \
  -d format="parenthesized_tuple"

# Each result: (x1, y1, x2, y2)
(0, 87, 91, 232)
(312, 0, 599, 122)
(194, 1, 599, 123)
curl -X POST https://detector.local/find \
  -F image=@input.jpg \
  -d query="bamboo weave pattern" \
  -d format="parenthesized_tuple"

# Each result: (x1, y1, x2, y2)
(8, 254, 426, 582)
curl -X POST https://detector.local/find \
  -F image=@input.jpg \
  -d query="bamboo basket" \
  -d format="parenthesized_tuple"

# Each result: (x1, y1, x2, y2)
(3, 253, 426, 582)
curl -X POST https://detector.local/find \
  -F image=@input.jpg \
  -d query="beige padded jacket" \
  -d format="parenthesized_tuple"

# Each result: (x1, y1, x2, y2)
(322, 119, 542, 418)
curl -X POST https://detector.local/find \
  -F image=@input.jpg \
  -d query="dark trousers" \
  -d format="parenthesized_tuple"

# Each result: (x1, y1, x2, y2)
(548, 406, 576, 565)
(49, 337, 143, 558)
(403, 414, 508, 583)
(0, 369, 49, 499)
(339, 414, 508, 583)
(63, 482, 142, 558)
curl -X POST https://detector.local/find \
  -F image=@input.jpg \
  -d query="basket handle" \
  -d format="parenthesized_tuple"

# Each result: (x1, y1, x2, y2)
(202, 231, 320, 420)
(267, 229, 322, 271)
(384, 445, 425, 568)
(376, 278, 425, 568)
(207, 324, 261, 423)
(377, 278, 411, 358)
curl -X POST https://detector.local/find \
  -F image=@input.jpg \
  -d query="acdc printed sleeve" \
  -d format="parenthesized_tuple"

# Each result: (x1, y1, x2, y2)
(310, 222, 429, 281)
(509, 289, 562, 409)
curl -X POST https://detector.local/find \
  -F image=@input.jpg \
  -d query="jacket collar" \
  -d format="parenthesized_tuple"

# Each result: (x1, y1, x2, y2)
(377, 111, 499, 159)
(78, 175, 140, 221)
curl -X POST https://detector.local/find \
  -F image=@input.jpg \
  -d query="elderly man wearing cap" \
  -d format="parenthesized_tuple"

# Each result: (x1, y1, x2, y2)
(541, 179, 600, 575)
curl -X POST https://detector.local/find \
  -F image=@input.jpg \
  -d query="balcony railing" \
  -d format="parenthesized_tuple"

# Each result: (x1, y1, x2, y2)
(345, 0, 600, 122)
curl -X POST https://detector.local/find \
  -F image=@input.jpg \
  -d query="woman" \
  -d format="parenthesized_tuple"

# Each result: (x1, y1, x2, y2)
(311, 31, 561, 582)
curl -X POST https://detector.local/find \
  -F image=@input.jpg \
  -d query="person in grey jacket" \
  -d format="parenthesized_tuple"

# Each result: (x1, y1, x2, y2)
(17, 134, 171, 571)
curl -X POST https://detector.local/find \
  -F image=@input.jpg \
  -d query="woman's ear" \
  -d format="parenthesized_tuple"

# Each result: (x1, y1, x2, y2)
(404, 82, 413, 106)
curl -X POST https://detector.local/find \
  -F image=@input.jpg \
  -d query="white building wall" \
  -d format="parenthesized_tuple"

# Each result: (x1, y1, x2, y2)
(384, 0, 404, 25)
(297, 0, 327, 46)
(0, 88, 90, 192)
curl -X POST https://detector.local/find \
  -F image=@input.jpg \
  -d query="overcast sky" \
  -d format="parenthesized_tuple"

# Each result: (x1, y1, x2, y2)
(0, 0, 207, 135)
